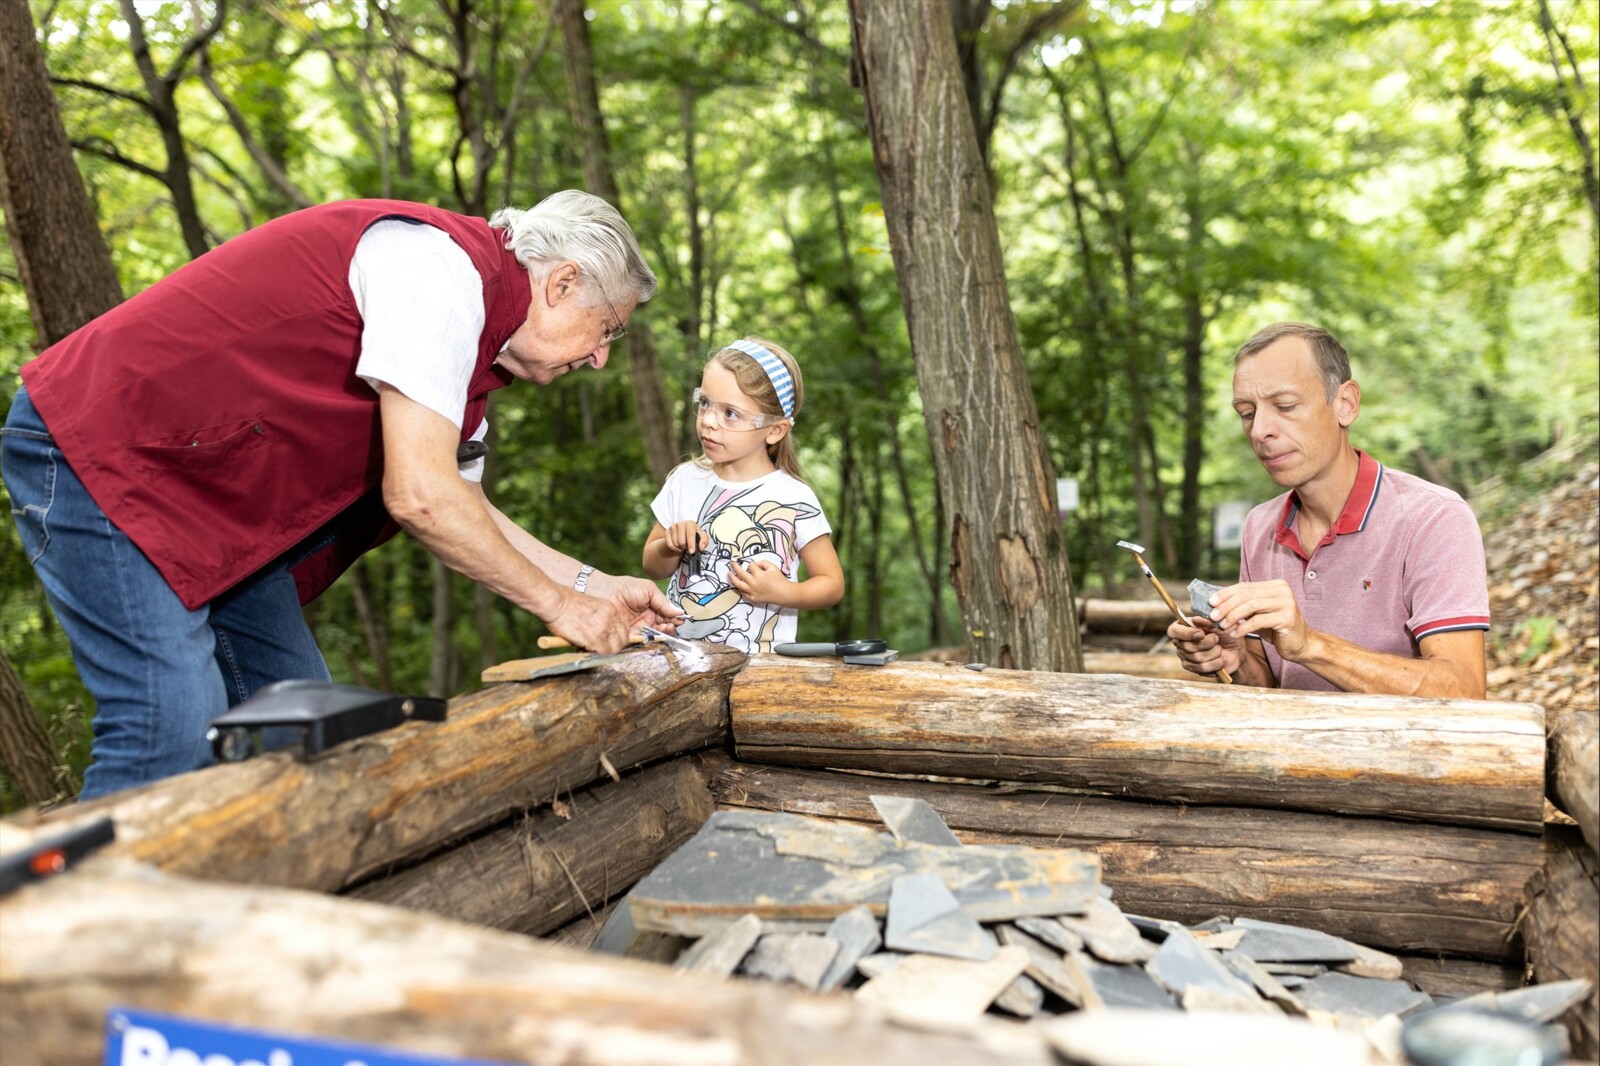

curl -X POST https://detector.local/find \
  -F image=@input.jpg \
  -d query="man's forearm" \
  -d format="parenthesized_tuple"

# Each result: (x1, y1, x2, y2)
(481, 498, 587, 587)
(1290, 630, 1482, 698)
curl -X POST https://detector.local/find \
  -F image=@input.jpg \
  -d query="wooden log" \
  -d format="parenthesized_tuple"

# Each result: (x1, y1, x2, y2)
(1524, 825, 1599, 1059)
(347, 755, 715, 935)
(0, 864, 1058, 1066)
(729, 657, 1546, 832)
(1082, 653, 1216, 682)
(1396, 955, 1524, 1000)
(1547, 709, 1598, 855)
(9, 643, 743, 893)
(1080, 598, 1175, 634)
(698, 755, 1540, 961)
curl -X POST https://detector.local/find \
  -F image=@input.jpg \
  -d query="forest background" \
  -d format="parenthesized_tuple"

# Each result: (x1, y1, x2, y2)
(1, 0, 1596, 806)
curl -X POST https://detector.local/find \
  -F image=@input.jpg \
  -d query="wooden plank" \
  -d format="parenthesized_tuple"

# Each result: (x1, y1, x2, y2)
(346, 756, 715, 935)
(729, 657, 1545, 832)
(10, 643, 743, 893)
(1523, 825, 1599, 1059)
(0, 865, 1058, 1066)
(1547, 709, 1598, 855)
(698, 755, 1540, 961)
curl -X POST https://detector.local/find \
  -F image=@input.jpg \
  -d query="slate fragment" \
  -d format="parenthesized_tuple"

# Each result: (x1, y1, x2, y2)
(1435, 979, 1593, 1025)
(993, 973, 1047, 1018)
(675, 912, 763, 977)
(1293, 971, 1433, 1019)
(871, 795, 962, 847)
(1232, 917, 1359, 964)
(884, 872, 998, 961)
(1015, 915, 1085, 954)
(853, 945, 1030, 1030)
(1057, 897, 1156, 964)
(996, 923, 1086, 1008)
(855, 951, 907, 979)
(1068, 951, 1178, 1010)
(817, 905, 882, 993)
(1222, 949, 1309, 1015)
(742, 933, 839, 991)
(1147, 926, 1258, 1003)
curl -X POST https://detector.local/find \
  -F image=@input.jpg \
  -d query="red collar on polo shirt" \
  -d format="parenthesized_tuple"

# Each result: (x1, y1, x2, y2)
(1274, 450, 1384, 562)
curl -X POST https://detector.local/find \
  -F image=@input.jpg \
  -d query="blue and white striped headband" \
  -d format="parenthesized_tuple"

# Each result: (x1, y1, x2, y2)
(724, 338, 796, 422)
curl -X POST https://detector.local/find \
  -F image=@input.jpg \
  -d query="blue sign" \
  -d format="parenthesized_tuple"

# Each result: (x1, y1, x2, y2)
(105, 1008, 520, 1066)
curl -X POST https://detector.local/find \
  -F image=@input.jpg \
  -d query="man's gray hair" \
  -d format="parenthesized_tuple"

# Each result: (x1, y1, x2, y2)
(1234, 322, 1351, 402)
(490, 190, 657, 305)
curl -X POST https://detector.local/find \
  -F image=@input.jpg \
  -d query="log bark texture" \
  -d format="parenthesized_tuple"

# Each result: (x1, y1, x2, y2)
(729, 658, 1545, 832)
(0, 865, 1057, 1066)
(699, 756, 1538, 961)
(1396, 955, 1525, 1000)
(13, 645, 742, 892)
(347, 756, 715, 935)
(1079, 599, 1176, 634)
(1523, 825, 1599, 1059)
(1546, 708, 1598, 855)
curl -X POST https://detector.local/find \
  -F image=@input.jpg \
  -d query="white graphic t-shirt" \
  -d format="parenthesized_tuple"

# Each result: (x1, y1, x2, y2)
(651, 463, 832, 653)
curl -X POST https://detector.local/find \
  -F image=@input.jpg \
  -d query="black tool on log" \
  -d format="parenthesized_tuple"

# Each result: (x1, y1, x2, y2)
(205, 680, 447, 763)
(0, 817, 115, 898)
(775, 639, 889, 657)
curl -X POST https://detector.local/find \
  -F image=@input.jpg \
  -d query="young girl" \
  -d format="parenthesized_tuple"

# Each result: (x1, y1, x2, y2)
(642, 337, 843, 653)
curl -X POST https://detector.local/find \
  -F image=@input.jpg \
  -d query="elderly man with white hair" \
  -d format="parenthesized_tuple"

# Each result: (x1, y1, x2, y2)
(2, 192, 677, 798)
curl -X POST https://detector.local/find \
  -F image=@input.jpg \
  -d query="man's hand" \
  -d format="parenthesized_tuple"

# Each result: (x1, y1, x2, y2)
(1168, 616, 1247, 680)
(541, 588, 638, 653)
(727, 559, 790, 605)
(587, 572, 682, 632)
(1206, 579, 1311, 659)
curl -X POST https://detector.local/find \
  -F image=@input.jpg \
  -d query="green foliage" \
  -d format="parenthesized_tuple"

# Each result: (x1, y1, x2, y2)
(2, 0, 1595, 803)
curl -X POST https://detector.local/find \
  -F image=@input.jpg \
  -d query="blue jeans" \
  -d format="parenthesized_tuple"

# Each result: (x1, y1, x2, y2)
(2, 386, 330, 800)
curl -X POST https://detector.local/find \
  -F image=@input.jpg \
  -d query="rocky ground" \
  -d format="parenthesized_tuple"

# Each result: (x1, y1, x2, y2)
(1479, 442, 1599, 715)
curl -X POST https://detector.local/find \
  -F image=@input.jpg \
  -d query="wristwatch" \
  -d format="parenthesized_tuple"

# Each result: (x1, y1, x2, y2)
(573, 564, 595, 594)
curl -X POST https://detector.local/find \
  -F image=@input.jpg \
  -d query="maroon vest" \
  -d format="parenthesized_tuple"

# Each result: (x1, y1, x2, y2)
(21, 200, 529, 608)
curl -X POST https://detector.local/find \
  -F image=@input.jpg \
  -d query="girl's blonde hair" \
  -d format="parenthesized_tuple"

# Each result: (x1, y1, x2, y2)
(697, 336, 806, 481)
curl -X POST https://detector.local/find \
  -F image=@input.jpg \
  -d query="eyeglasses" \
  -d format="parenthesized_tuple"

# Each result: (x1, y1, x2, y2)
(693, 387, 783, 431)
(590, 274, 628, 345)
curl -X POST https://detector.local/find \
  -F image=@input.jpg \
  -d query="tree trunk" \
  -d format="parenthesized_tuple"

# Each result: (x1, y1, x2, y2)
(0, 0, 121, 801)
(0, 0, 124, 346)
(18, 644, 743, 893)
(348, 756, 714, 936)
(0, 866, 1058, 1066)
(699, 754, 1539, 961)
(0, 650, 64, 806)
(555, 0, 676, 485)
(1178, 148, 1207, 577)
(850, 0, 1081, 672)
(728, 658, 1546, 831)
(428, 555, 454, 698)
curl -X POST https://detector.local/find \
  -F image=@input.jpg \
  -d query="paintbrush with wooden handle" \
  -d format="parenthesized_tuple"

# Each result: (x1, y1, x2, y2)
(1116, 540, 1233, 685)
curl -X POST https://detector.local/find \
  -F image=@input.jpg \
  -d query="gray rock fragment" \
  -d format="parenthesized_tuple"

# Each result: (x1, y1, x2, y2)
(1057, 896, 1156, 964)
(1436, 979, 1594, 1025)
(870, 795, 962, 847)
(1068, 951, 1178, 1010)
(884, 873, 998, 961)
(1147, 927, 1258, 1002)
(1293, 971, 1433, 1019)
(1016, 915, 1085, 954)
(993, 973, 1046, 1018)
(855, 951, 907, 979)
(742, 932, 839, 991)
(817, 905, 883, 993)
(996, 923, 1086, 1008)
(675, 912, 763, 977)
(1232, 917, 1360, 964)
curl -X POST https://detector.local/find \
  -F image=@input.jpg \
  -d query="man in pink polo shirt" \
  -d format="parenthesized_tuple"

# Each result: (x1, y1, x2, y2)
(1168, 323, 1489, 696)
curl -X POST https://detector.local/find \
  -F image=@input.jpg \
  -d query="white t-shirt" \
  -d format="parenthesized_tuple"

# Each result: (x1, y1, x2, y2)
(650, 463, 833, 654)
(348, 219, 490, 482)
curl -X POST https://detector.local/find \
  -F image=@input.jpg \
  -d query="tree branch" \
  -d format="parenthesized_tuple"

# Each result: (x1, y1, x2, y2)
(70, 137, 165, 182)
(48, 75, 158, 115)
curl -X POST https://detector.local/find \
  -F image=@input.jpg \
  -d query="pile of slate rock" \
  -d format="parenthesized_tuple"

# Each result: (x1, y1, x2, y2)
(597, 798, 1590, 1061)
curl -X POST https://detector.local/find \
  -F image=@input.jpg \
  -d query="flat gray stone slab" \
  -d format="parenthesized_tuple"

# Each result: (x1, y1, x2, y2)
(871, 795, 962, 847)
(1437, 980, 1593, 1025)
(855, 951, 907, 979)
(997, 923, 1085, 1007)
(1068, 951, 1178, 1010)
(626, 810, 1099, 935)
(1261, 962, 1328, 978)
(1015, 915, 1085, 954)
(676, 912, 763, 977)
(1148, 927, 1258, 1001)
(1233, 917, 1359, 964)
(1223, 950, 1308, 1015)
(994, 973, 1046, 1018)
(818, 905, 882, 992)
(1058, 897, 1157, 964)
(742, 932, 839, 991)
(1293, 972, 1433, 1019)
(885, 873, 997, 961)
(854, 946, 1030, 1030)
